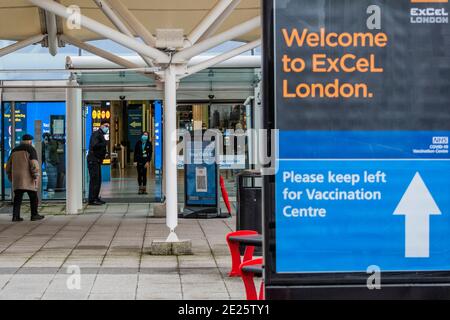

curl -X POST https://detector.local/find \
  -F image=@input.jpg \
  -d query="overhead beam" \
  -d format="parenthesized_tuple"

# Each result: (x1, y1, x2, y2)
(28, 0, 169, 63)
(107, 0, 157, 48)
(66, 55, 261, 69)
(93, 0, 131, 37)
(60, 35, 140, 70)
(93, 0, 154, 67)
(198, 0, 242, 43)
(180, 39, 261, 79)
(174, 16, 260, 62)
(187, 0, 234, 46)
(45, 11, 58, 56)
(0, 34, 46, 58)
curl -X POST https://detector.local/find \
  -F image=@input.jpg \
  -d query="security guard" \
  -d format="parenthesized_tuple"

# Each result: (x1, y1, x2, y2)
(87, 120, 109, 205)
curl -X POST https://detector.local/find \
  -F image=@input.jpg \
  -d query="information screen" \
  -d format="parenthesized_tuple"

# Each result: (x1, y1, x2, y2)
(184, 141, 218, 207)
(273, 0, 450, 274)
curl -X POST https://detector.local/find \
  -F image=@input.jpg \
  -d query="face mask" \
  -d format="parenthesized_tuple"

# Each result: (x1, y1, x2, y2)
(102, 126, 109, 134)
(141, 135, 148, 141)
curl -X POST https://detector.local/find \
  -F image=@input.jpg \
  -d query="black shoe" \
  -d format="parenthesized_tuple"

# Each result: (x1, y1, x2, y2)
(31, 214, 44, 221)
(12, 216, 23, 222)
(96, 199, 106, 204)
(88, 200, 103, 206)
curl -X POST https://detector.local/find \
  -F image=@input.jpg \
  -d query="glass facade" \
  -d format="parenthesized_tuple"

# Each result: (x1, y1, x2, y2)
(0, 67, 260, 203)
(1, 101, 66, 200)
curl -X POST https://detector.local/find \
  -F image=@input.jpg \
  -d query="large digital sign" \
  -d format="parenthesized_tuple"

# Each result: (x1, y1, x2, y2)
(264, 0, 450, 298)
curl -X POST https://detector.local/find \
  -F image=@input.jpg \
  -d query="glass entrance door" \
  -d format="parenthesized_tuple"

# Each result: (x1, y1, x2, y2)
(82, 100, 163, 203)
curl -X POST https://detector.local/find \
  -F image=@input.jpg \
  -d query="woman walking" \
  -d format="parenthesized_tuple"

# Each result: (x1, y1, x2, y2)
(134, 131, 153, 195)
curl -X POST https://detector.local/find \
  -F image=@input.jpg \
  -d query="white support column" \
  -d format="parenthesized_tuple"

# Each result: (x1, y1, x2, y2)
(66, 79, 83, 214)
(0, 34, 45, 58)
(253, 72, 262, 171)
(164, 65, 179, 242)
(174, 16, 261, 62)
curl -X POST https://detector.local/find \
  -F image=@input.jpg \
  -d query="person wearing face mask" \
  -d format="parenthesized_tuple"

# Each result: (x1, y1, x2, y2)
(87, 120, 109, 205)
(134, 131, 152, 195)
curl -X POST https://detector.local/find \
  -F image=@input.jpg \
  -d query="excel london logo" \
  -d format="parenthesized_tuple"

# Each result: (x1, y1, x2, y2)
(410, 0, 449, 24)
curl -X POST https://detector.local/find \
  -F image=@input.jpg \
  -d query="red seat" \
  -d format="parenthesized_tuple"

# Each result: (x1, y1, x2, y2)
(226, 230, 259, 277)
(240, 258, 264, 300)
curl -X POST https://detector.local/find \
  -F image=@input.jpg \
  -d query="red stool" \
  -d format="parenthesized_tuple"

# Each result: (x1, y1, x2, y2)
(240, 258, 264, 300)
(226, 230, 259, 277)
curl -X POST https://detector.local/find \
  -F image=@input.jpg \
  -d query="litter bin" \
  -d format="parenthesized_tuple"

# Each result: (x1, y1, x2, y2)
(237, 170, 262, 254)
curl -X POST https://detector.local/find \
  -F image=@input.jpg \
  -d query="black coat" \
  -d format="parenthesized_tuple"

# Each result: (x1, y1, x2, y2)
(87, 129, 108, 163)
(134, 140, 152, 164)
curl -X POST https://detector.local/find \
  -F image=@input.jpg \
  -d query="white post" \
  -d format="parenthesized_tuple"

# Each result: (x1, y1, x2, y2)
(253, 73, 262, 171)
(66, 78, 83, 214)
(164, 65, 179, 242)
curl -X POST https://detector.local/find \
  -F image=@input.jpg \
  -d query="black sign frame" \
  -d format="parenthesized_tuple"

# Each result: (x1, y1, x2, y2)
(262, 0, 450, 299)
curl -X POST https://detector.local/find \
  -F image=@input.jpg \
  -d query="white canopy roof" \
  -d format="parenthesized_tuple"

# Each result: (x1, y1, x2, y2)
(0, 0, 260, 42)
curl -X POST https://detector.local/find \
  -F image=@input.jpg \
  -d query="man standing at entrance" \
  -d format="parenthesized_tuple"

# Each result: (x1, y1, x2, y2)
(87, 120, 109, 205)
(134, 131, 152, 195)
(6, 134, 44, 222)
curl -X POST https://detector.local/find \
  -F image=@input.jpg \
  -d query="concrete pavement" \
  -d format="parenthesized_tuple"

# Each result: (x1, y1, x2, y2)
(0, 204, 248, 300)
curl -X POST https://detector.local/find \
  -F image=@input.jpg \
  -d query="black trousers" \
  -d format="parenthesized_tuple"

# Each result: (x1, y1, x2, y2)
(88, 160, 102, 202)
(137, 163, 148, 187)
(13, 189, 38, 217)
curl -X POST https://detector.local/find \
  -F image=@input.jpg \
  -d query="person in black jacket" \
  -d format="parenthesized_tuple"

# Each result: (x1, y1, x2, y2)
(87, 120, 109, 205)
(134, 131, 152, 195)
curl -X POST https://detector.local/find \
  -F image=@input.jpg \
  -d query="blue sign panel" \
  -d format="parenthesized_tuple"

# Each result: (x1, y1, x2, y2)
(185, 141, 218, 207)
(277, 159, 450, 273)
(154, 100, 162, 171)
(127, 105, 143, 151)
(274, 0, 450, 275)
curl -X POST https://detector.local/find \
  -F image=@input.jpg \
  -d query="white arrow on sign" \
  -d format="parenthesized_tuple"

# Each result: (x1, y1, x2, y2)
(394, 172, 441, 258)
(129, 121, 141, 128)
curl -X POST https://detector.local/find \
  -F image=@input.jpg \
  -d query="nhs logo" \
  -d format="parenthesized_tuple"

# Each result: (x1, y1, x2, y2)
(433, 136, 449, 144)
